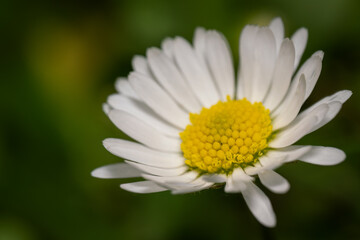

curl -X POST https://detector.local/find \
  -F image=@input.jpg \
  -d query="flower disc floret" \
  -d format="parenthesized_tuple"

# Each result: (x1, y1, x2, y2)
(180, 97, 273, 174)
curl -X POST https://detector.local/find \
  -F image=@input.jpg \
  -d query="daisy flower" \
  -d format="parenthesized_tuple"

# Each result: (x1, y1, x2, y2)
(92, 17, 351, 227)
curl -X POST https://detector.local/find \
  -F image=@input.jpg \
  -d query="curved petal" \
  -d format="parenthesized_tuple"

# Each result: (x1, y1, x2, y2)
(291, 27, 308, 70)
(242, 181, 276, 228)
(107, 94, 181, 137)
(103, 138, 184, 168)
(91, 163, 141, 179)
(295, 90, 351, 133)
(272, 74, 306, 130)
(266, 145, 345, 166)
(205, 30, 235, 100)
(120, 181, 168, 193)
(264, 38, 295, 111)
(299, 90, 352, 116)
(173, 36, 220, 107)
(292, 51, 323, 102)
(267, 145, 312, 163)
(259, 170, 290, 194)
(310, 101, 342, 132)
(294, 91, 352, 133)
(269, 104, 329, 148)
(129, 72, 189, 129)
(147, 47, 202, 112)
(299, 146, 346, 165)
(269, 17, 284, 53)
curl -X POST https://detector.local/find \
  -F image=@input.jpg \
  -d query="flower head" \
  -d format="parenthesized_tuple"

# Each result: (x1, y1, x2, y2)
(92, 17, 351, 227)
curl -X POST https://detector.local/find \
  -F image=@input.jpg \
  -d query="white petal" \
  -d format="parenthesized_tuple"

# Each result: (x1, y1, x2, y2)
(295, 91, 351, 133)
(310, 101, 342, 132)
(107, 94, 181, 137)
(225, 168, 253, 193)
(103, 138, 184, 168)
(269, 104, 329, 148)
(293, 52, 323, 102)
(259, 170, 290, 194)
(243, 162, 263, 176)
(272, 74, 306, 130)
(313, 50, 324, 60)
(267, 145, 346, 166)
(193, 27, 207, 64)
(125, 160, 188, 177)
(171, 176, 213, 194)
(147, 47, 202, 112)
(202, 174, 227, 183)
(108, 110, 181, 152)
(161, 37, 175, 59)
(114, 77, 140, 100)
(237, 25, 259, 99)
(251, 27, 277, 102)
(172, 182, 212, 194)
(299, 146, 346, 165)
(245, 155, 285, 175)
(332, 90, 353, 103)
(264, 39, 295, 111)
(242, 181, 276, 228)
(269, 17, 284, 53)
(267, 145, 312, 163)
(233, 168, 253, 182)
(304, 90, 351, 132)
(132, 55, 153, 77)
(91, 163, 141, 179)
(173, 37, 220, 107)
(102, 103, 111, 115)
(291, 27, 308, 70)
(205, 30, 235, 100)
(302, 90, 352, 115)
(129, 72, 189, 129)
(120, 181, 168, 193)
(142, 171, 198, 184)
(224, 177, 237, 193)
(169, 176, 208, 188)
(259, 155, 286, 169)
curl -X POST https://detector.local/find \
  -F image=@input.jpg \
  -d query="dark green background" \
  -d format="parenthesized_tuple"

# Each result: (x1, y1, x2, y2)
(1, 0, 360, 239)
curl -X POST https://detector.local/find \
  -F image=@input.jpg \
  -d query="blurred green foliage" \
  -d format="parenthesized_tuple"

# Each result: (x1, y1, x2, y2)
(1, 0, 360, 239)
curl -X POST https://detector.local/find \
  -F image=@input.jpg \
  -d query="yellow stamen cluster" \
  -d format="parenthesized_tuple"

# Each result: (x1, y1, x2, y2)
(180, 97, 273, 175)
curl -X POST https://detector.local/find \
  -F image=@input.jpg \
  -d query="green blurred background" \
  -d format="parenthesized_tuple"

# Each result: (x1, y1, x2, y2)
(1, 0, 360, 239)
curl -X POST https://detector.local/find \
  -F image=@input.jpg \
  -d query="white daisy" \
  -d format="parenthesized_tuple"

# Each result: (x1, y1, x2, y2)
(92, 17, 351, 227)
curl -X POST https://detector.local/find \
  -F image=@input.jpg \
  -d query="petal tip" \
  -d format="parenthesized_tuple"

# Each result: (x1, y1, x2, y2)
(90, 168, 101, 178)
(342, 90, 353, 102)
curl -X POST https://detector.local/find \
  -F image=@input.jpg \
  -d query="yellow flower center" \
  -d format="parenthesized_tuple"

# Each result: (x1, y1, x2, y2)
(180, 97, 273, 175)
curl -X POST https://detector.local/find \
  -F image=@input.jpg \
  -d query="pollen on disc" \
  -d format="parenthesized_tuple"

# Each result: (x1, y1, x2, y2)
(180, 97, 273, 175)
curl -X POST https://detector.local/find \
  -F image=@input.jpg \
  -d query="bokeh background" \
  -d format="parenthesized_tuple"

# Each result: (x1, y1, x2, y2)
(2, 0, 360, 239)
